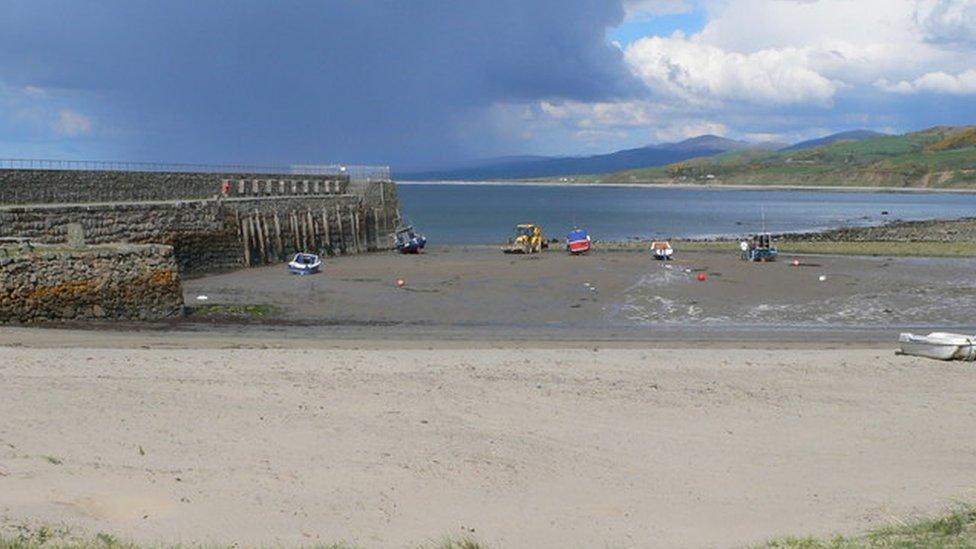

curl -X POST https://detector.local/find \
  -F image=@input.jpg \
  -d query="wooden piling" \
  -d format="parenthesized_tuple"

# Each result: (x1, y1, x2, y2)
(261, 214, 272, 262)
(351, 206, 361, 254)
(322, 208, 331, 255)
(254, 213, 266, 263)
(273, 212, 284, 261)
(335, 204, 344, 254)
(241, 213, 252, 266)
(290, 211, 300, 252)
(306, 209, 316, 252)
(373, 208, 381, 251)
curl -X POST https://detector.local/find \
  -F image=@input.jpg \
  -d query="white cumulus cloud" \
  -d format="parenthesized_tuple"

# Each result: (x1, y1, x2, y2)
(877, 69, 976, 94)
(624, 35, 840, 106)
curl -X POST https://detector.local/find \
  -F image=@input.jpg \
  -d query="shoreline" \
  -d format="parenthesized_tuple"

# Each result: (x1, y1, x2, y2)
(385, 216, 976, 252)
(398, 179, 976, 194)
(0, 323, 924, 349)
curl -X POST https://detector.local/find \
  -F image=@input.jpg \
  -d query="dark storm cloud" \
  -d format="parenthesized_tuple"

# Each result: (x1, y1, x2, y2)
(0, 1, 639, 167)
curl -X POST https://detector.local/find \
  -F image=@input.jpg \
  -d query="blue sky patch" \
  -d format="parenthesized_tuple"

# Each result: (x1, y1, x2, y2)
(608, 9, 707, 46)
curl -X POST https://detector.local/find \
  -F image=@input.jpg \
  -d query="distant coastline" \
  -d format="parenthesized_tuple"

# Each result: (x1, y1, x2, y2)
(398, 179, 976, 194)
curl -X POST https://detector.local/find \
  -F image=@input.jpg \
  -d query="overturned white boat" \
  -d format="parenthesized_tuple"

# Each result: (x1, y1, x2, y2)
(898, 332, 976, 361)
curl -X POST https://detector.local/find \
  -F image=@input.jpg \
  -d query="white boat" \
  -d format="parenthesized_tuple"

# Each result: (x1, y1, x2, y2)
(287, 252, 322, 275)
(651, 241, 674, 260)
(898, 332, 976, 361)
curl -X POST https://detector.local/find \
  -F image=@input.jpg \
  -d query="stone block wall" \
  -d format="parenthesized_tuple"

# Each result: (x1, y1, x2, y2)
(0, 200, 239, 275)
(0, 243, 183, 323)
(0, 195, 400, 276)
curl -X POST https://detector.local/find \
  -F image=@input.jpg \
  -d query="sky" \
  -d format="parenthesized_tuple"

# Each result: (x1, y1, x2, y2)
(1, 0, 974, 170)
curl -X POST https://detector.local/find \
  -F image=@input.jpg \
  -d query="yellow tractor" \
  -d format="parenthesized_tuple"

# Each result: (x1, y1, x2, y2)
(503, 223, 548, 254)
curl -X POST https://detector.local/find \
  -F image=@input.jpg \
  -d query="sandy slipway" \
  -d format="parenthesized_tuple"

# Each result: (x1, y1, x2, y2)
(182, 247, 976, 336)
(0, 345, 975, 548)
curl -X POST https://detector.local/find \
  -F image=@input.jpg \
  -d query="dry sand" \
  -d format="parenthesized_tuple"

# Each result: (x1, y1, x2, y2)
(1, 336, 975, 548)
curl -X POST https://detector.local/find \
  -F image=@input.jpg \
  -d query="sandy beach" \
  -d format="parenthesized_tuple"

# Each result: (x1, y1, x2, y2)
(3, 246, 976, 548)
(1, 335, 975, 548)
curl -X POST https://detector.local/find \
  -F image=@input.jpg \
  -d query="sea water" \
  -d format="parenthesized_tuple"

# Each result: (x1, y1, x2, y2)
(398, 182, 976, 244)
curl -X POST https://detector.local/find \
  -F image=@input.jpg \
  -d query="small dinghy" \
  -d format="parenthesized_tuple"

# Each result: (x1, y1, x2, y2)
(898, 332, 976, 361)
(288, 252, 322, 275)
(651, 241, 674, 260)
(395, 225, 427, 254)
(566, 228, 591, 255)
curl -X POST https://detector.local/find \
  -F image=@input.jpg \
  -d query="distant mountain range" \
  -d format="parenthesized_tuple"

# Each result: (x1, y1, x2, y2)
(599, 126, 976, 189)
(399, 131, 883, 181)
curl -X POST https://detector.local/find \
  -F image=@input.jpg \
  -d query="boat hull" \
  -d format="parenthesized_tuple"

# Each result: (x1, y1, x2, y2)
(288, 264, 320, 275)
(899, 332, 976, 361)
(396, 236, 426, 254)
(568, 240, 591, 254)
(747, 249, 779, 262)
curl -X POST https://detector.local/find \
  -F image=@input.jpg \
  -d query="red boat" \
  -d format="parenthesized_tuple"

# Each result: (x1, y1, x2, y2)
(566, 228, 591, 255)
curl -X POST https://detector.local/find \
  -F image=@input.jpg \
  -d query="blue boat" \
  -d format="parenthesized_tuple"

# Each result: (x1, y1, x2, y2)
(395, 225, 427, 254)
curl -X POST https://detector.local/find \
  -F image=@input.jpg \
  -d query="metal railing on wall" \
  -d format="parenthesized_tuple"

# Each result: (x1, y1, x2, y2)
(289, 164, 391, 182)
(0, 158, 391, 182)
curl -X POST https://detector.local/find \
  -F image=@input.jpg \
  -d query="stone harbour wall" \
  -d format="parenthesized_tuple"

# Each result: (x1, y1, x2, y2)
(0, 243, 183, 323)
(0, 192, 400, 276)
(0, 169, 400, 322)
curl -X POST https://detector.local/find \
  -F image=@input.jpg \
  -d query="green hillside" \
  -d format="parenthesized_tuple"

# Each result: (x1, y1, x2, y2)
(600, 126, 976, 188)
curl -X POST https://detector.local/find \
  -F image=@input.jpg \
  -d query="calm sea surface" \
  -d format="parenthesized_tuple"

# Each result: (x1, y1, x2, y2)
(397, 183, 976, 244)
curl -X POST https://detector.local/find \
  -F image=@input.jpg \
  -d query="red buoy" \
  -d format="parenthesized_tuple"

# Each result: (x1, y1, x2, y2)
(697, 273, 707, 282)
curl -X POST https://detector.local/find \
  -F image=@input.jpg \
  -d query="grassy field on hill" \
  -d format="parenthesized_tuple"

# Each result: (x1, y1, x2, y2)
(596, 126, 976, 189)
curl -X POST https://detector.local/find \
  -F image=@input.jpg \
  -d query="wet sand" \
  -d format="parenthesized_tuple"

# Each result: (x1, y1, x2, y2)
(1, 344, 975, 548)
(183, 246, 976, 335)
